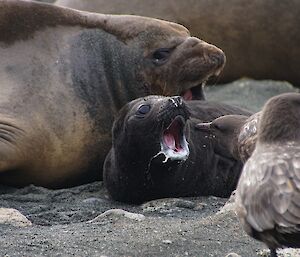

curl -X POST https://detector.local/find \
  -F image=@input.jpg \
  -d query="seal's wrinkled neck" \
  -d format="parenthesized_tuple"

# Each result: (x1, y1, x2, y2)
(70, 29, 144, 131)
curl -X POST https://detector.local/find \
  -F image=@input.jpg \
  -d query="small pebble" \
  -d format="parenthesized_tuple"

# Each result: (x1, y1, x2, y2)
(87, 209, 145, 223)
(162, 240, 172, 244)
(225, 253, 241, 257)
(0, 208, 32, 227)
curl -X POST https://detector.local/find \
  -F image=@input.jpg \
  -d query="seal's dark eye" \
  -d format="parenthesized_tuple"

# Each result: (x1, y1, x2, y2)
(152, 48, 171, 65)
(136, 104, 151, 116)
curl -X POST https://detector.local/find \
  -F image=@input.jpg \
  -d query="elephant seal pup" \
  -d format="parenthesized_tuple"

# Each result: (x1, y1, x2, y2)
(56, 0, 300, 86)
(0, 0, 225, 188)
(103, 95, 252, 204)
(196, 112, 260, 162)
(235, 93, 300, 257)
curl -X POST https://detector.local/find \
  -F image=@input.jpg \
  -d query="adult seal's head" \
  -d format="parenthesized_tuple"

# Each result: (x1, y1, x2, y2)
(0, 0, 225, 187)
(196, 112, 259, 162)
(2, 1, 225, 100)
(235, 92, 300, 256)
(104, 96, 251, 203)
(56, 0, 300, 86)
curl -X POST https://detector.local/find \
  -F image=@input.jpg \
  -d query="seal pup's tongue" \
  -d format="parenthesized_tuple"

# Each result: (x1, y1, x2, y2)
(163, 119, 183, 152)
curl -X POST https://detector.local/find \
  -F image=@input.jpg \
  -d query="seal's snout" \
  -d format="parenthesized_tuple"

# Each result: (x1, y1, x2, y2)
(204, 45, 226, 74)
(188, 37, 225, 65)
(164, 96, 190, 121)
(209, 52, 226, 70)
(186, 37, 202, 48)
(199, 40, 226, 72)
(168, 96, 183, 107)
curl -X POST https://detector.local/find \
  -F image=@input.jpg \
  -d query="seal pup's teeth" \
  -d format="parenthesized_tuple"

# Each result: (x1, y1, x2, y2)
(163, 133, 176, 150)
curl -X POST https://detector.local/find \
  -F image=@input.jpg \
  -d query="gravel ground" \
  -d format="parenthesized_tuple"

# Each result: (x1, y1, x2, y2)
(0, 182, 264, 257)
(0, 79, 299, 257)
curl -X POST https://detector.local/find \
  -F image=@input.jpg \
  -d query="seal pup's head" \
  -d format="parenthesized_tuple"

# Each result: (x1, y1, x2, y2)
(104, 95, 191, 203)
(235, 92, 300, 256)
(111, 95, 190, 164)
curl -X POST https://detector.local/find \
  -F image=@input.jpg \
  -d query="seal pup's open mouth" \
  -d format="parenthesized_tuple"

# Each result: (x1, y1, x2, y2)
(160, 115, 189, 162)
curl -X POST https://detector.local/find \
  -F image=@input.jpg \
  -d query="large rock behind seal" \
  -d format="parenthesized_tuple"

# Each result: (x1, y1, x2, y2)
(55, 0, 300, 87)
(0, 0, 224, 188)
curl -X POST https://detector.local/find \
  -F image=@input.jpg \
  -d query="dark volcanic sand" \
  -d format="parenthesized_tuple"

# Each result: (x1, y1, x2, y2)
(0, 79, 299, 257)
(0, 182, 263, 257)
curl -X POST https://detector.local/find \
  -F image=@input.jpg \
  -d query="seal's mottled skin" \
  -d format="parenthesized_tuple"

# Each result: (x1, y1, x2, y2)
(0, 0, 225, 187)
(103, 96, 252, 204)
(56, 0, 300, 86)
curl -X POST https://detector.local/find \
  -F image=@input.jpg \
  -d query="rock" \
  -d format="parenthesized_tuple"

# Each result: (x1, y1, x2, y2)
(258, 248, 300, 257)
(277, 248, 300, 257)
(205, 79, 299, 112)
(225, 253, 241, 257)
(87, 209, 145, 223)
(0, 208, 32, 227)
(217, 191, 237, 215)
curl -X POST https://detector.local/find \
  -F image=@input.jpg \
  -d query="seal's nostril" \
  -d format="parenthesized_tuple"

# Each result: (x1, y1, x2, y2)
(210, 53, 225, 68)
(173, 96, 183, 106)
(169, 96, 183, 107)
(219, 53, 226, 66)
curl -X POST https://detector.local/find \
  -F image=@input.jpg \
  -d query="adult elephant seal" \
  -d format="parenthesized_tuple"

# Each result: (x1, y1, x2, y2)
(103, 95, 252, 204)
(0, 0, 225, 188)
(56, 0, 300, 86)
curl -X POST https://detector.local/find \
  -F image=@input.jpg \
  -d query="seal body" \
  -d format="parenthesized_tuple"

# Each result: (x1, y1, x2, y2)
(56, 0, 300, 86)
(0, 0, 225, 187)
(103, 95, 252, 204)
(235, 93, 300, 256)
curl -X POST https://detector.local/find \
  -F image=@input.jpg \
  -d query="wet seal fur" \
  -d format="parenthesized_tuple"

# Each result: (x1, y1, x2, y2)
(0, 0, 225, 188)
(103, 95, 252, 204)
(235, 93, 300, 257)
(56, 0, 300, 86)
